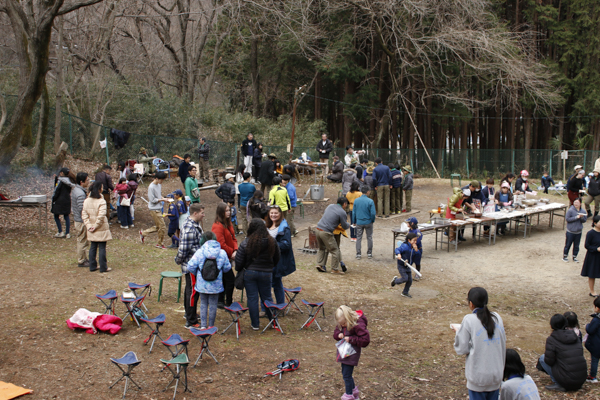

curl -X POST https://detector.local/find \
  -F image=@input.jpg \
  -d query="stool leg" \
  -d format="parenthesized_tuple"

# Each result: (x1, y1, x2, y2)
(177, 277, 182, 303)
(158, 277, 164, 302)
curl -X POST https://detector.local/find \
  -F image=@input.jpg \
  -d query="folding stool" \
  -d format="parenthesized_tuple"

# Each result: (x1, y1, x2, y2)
(190, 327, 219, 366)
(121, 295, 147, 327)
(160, 353, 191, 400)
(262, 300, 288, 335)
(283, 286, 303, 315)
(128, 282, 151, 311)
(299, 299, 325, 331)
(109, 351, 142, 399)
(139, 313, 165, 354)
(161, 334, 190, 358)
(221, 302, 249, 340)
(96, 290, 118, 315)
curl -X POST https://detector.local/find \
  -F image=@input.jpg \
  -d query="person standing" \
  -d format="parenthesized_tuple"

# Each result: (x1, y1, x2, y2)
(215, 173, 236, 205)
(139, 171, 170, 249)
(258, 153, 276, 194)
(175, 203, 205, 329)
(52, 167, 75, 238)
(252, 143, 264, 180)
(563, 198, 587, 262)
(281, 174, 298, 236)
(241, 133, 258, 174)
(344, 146, 362, 167)
(568, 170, 586, 206)
(390, 164, 403, 214)
(82, 181, 112, 273)
(238, 172, 256, 235)
(197, 137, 210, 181)
(185, 165, 200, 204)
(268, 176, 291, 219)
(316, 133, 333, 174)
(212, 202, 238, 308)
(585, 170, 600, 217)
(402, 166, 414, 213)
(342, 164, 361, 196)
(266, 206, 296, 305)
(95, 164, 114, 220)
(581, 215, 600, 297)
(372, 158, 392, 218)
(346, 181, 362, 242)
(71, 172, 90, 267)
(352, 185, 376, 260)
(178, 154, 191, 187)
(315, 197, 350, 274)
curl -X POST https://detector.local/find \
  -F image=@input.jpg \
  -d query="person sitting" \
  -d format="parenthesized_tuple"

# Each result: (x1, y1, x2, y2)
(327, 156, 344, 183)
(137, 147, 156, 174)
(447, 187, 470, 245)
(501, 349, 540, 400)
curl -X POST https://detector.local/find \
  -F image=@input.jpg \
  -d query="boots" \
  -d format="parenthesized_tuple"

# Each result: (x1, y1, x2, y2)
(352, 386, 360, 399)
(341, 394, 354, 400)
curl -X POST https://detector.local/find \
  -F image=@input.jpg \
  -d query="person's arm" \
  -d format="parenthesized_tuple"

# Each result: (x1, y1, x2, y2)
(325, 140, 333, 153)
(369, 200, 376, 223)
(566, 208, 579, 223)
(453, 316, 472, 355)
(278, 227, 293, 251)
(221, 251, 232, 273)
(215, 184, 224, 199)
(234, 242, 247, 271)
(333, 325, 343, 341)
(339, 209, 350, 230)
(372, 169, 378, 187)
(351, 206, 357, 224)
(82, 201, 91, 228)
(272, 241, 281, 267)
(544, 337, 557, 366)
(348, 323, 370, 348)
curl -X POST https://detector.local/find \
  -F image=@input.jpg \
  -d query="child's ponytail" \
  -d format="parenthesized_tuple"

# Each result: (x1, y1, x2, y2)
(468, 287, 496, 339)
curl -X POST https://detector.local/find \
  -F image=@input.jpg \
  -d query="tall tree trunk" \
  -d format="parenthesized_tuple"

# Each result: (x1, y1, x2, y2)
(54, 16, 64, 153)
(34, 83, 49, 167)
(250, 37, 260, 117)
(524, 108, 533, 170)
(314, 72, 322, 120)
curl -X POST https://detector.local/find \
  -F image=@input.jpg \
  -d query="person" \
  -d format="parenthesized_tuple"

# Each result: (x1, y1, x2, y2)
(316, 133, 333, 173)
(344, 145, 362, 167)
(228, 200, 240, 234)
(494, 182, 514, 236)
(346, 181, 362, 242)
(274, 160, 283, 176)
(185, 165, 200, 204)
(454, 287, 506, 399)
(461, 180, 486, 241)
(266, 206, 296, 305)
(117, 161, 131, 181)
(585, 297, 600, 383)
(391, 233, 420, 298)
(282, 163, 300, 184)
(234, 164, 246, 206)
(212, 202, 238, 308)
(372, 158, 392, 218)
(258, 153, 276, 194)
(187, 232, 232, 329)
(564, 311, 582, 342)
(514, 170, 533, 194)
(584, 169, 600, 217)
(268, 176, 291, 219)
(563, 198, 587, 262)
(114, 177, 133, 229)
(537, 314, 587, 392)
(352, 185, 376, 260)
(581, 214, 600, 297)
(71, 172, 90, 268)
(333, 305, 370, 400)
(390, 164, 403, 215)
(52, 167, 75, 238)
(174, 203, 205, 329)
(447, 187, 470, 245)
(82, 181, 112, 273)
(316, 197, 350, 274)
(500, 349, 540, 400)
(215, 173, 236, 205)
(126, 173, 138, 224)
(238, 172, 256, 235)
(95, 164, 114, 220)
(342, 164, 361, 196)
(248, 190, 269, 220)
(197, 137, 210, 181)
(567, 170, 586, 206)
(166, 190, 186, 248)
(241, 133, 258, 174)
(406, 217, 423, 277)
(139, 171, 170, 249)
(364, 166, 375, 203)
(401, 165, 413, 212)
(281, 174, 297, 236)
(500, 173, 516, 192)
(327, 156, 344, 183)
(235, 218, 280, 330)
(541, 171, 556, 194)
(252, 142, 264, 179)
(481, 178, 495, 203)
(138, 147, 156, 174)
(178, 154, 191, 186)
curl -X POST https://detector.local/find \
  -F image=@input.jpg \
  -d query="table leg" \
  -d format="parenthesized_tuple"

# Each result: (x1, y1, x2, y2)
(45, 203, 48, 232)
(38, 204, 42, 232)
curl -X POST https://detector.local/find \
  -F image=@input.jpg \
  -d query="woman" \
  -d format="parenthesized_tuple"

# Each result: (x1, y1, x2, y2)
(234, 164, 246, 207)
(564, 198, 587, 262)
(342, 164, 361, 196)
(274, 160, 283, 176)
(117, 161, 131, 181)
(52, 167, 75, 238)
(581, 214, 600, 297)
(248, 190, 268, 220)
(327, 156, 344, 183)
(568, 170, 586, 206)
(266, 206, 296, 304)
(346, 181, 362, 241)
(500, 349, 540, 400)
(235, 218, 280, 330)
(127, 173, 139, 223)
(212, 202, 238, 307)
(500, 173, 516, 193)
(514, 170, 533, 195)
(82, 181, 112, 273)
(252, 143, 264, 179)
(494, 182, 514, 236)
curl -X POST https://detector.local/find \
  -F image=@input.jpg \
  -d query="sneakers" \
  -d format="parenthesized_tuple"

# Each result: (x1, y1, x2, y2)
(449, 240, 457, 245)
(316, 265, 327, 273)
(130, 224, 134, 228)
(356, 254, 361, 260)
(65, 233, 71, 239)
(586, 376, 599, 383)
(340, 262, 347, 272)
(562, 256, 569, 262)
(391, 276, 398, 287)
(77, 261, 90, 268)
(259, 312, 267, 318)
(545, 383, 566, 392)
(251, 326, 260, 331)
(367, 252, 372, 259)
(54, 232, 66, 238)
(155, 244, 166, 249)
(331, 270, 345, 275)
(120, 225, 129, 229)
(458, 236, 466, 242)
(168, 243, 178, 249)
(139, 230, 145, 244)
(401, 292, 412, 298)
(573, 256, 580, 263)
(350, 238, 357, 242)
(185, 323, 201, 330)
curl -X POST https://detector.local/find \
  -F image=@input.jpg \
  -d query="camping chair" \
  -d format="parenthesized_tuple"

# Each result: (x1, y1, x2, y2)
(109, 351, 142, 399)
(121, 294, 147, 328)
(190, 327, 219, 366)
(221, 302, 249, 340)
(299, 300, 325, 331)
(283, 287, 303, 315)
(96, 290, 118, 315)
(262, 300, 288, 335)
(140, 313, 166, 354)
(160, 353, 191, 400)
(153, 158, 171, 176)
(133, 163, 145, 184)
(161, 334, 190, 359)
(128, 282, 151, 311)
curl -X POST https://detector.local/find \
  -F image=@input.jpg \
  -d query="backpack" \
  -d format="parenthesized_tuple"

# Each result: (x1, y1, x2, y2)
(201, 258, 219, 281)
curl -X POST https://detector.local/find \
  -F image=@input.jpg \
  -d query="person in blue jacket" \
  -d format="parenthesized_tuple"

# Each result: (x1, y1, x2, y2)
(282, 174, 298, 236)
(405, 217, 423, 277)
(266, 205, 296, 305)
(352, 185, 376, 260)
(585, 297, 600, 383)
(391, 232, 421, 298)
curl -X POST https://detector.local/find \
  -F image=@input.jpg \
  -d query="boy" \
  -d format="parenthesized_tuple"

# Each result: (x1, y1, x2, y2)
(178, 154, 191, 186)
(166, 189, 186, 248)
(185, 165, 200, 203)
(401, 165, 414, 212)
(390, 163, 403, 214)
(391, 233, 421, 298)
(541, 171, 556, 194)
(586, 297, 600, 383)
(215, 173, 236, 204)
(140, 171, 170, 249)
(269, 176, 291, 218)
(237, 172, 256, 235)
(281, 174, 298, 236)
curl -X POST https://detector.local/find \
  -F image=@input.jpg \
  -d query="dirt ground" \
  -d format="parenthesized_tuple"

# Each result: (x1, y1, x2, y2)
(1, 165, 599, 399)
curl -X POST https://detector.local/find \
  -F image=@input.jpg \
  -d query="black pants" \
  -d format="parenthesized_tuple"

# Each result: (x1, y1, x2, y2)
(218, 269, 235, 306)
(89, 241, 107, 272)
(341, 364, 355, 395)
(184, 273, 200, 325)
(564, 232, 582, 258)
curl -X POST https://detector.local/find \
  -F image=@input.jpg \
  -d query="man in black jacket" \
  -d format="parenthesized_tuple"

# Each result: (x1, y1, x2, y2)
(178, 154, 191, 186)
(258, 153, 276, 194)
(197, 137, 210, 181)
(215, 173, 236, 204)
(316, 133, 333, 174)
(241, 133, 258, 174)
(585, 169, 600, 217)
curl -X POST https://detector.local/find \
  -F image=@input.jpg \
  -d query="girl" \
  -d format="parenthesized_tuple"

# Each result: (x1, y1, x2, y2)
(187, 232, 232, 329)
(346, 181, 362, 242)
(563, 311, 582, 341)
(114, 177, 133, 229)
(500, 349, 540, 400)
(127, 173, 138, 225)
(117, 161, 131, 181)
(585, 297, 600, 383)
(248, 190, 268, 220)
(82, 182, 112, 273)
(234, 164, 246, 208)
(391, 232, 421, 298)
(212, 202, 238, 308)
(333, 305, 370, 400)
(52, 168, 75, 238)
(494, 182, 514, 236)
(581, 214, 600, 297)
(406, 217, 423, 277)
(500, 173, 516, 192)
(453, 287, 506, 399)
(266, 205, 296, 304)
(567, 170, 586, 206)
(563, 198, 587, 262)
(274, 160, 283, 176)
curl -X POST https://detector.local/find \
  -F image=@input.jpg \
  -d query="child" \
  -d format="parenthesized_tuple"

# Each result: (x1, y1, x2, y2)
(390, 163, 403, 214)
(333, 305, 370, 400)
(114, 177, 133, 229)
(215, 173, 236, 204)
(268, 176, 291, 215)
(541, 171, 556, 194)
(228, 200, 239, 235)
(585, 297, 600, 383)
(186, 232, 232, 329)
(166, 190, 186, 248)
(401, 165, 413, 212)
(391, 232, 421, 298)
(345, 181, 362, 242)
(500, 349, 540, 400)
(281, 174, 298, 236)
(127, 173, 138, 224)
(406, 217, 423, 278)
(564, 311, 582, 341)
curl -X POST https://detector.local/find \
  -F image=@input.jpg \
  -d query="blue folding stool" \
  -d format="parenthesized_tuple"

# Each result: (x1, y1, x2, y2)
(190, 327, 219, 366)
(222, 302, 249, 340)
(128, 282, 151, 311)
(96, 290, 118, 315)
(109, 351, 142, 399)
(283, 286, 303, 315)
(139, 313, 166, 353)
(300, 299, 325, 331)
(262, 300, 288, 335)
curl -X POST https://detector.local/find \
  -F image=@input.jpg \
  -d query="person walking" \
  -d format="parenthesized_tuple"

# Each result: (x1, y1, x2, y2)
(212, 202, 238, 308)
(94, 164, 114, 220)
(372, 158, 392, 218)
(197, 137, 210, 181)
(316, 133, 333, 174)
(71, 172, 90, 268)
(315, 197, 350, 274)
(563, 198, 587, 263)
(241, 133, 258, 174)
(139, 171, 170, 249)
(82, 181, 113, 273)
(352, 185, 376, 260)
(52, 167, 75, 238)
(581, 215, 600, 297)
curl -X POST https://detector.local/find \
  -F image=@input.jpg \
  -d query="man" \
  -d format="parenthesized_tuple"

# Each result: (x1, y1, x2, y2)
(315, 197, 350, 274)
(258, 153, 276, 194)
(372, 158, 392, 218)
(344, 145, 361, 167)
(174, 203, 205, 329)
(459, 180, 486, 241)
(95, 164, 114, 220)
(281, 174, 298, 236)
(401, 165, 414, 212)
(238, 172, 256, 234)
(327, 156, 344, 183)
(390, 163, 403, 214)
(197, 137, 210, 181)
(585, 169, 600, 217)
(269, 176, 291, 219)
(178, 154, 191, 186)
(140, 171, 170, 249)
(448, 187, 471, 245)
(316, 133, 333, 174)
(241, 133, 258, 174)
(71, 172, 90, 268)
(185, 165, 200, 204)
(215, 173, 236, 204)
(138, 147, 156, 174)
(352, 185, 376, 260)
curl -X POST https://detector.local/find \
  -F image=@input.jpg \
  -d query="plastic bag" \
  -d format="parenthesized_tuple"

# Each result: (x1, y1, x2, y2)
(399, 222, 409, 233)
(336, 339, 356, 359)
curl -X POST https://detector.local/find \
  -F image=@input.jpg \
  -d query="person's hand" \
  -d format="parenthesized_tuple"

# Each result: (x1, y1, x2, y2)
(390, 185, 393, 189)
(88, 227, 96, 232)
(396, 254, 402, 260)
(344, 336, 350, 343)
(232, 251, 237, 259)
(597, 246, 600, 252)
(577, 214, 581, 218)
(412, 243, 419, 251)
(338, 333, 344, 339)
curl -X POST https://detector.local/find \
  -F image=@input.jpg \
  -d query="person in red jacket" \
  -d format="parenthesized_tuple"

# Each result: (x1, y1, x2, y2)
(212, 202, 238, 308)
(333, 305, 370, 400)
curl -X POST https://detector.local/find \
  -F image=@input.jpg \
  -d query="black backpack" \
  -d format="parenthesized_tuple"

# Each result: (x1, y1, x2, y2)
(201, 258, 219, 281)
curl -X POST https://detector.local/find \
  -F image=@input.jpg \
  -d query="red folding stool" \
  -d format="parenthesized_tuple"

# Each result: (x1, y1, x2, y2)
(299, 300, 325, 331)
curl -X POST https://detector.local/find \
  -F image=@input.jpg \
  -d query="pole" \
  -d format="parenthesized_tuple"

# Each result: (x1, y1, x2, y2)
(104, 127, 110, 165)
(563, 156, 566, 182)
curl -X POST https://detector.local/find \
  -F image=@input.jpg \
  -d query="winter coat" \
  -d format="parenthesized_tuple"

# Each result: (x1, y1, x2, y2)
(235, 237, 281, 274)
(541, 175, 556, 189)
(115, 183, 133, 202)
(52, 176, 74, 215)
(215, 181, 236, 204)
(253, 148, 263, 169)
(212, 221, 238, 259)
(565, 205, 587, 234)
(197, 142, 210, 161)
(515, 177, 532, 193)
(372, 164, 392, 187)
(94, 171, 114, 194)
(327, 161, 344, 182)
(178, 160, 190, 184)
(186, 240, 232, 294)
(589, 176, 600, 197)
(258, 160, 275, 186)
(585, 313, 600, 358)
(543, 329, 587, 391)
(581, 229, 600, 279)
(70, 184, 87, 223)
(364, 174, 374, 190)
(448, 187, 465, 213)
(395, 242, 422, 267)
(127, 180, 138, 203)
(402, 173, 414, 190)
(241, 138, 258, 156)
(391, 169, 403, 188)
(568, 176, 584, 193)
(82, 197, 112, 242)
(333, 311, 370, 366)
(316, 139, 333, 159)
(273, 219, 296, 278)
(342, 169, 361, 195)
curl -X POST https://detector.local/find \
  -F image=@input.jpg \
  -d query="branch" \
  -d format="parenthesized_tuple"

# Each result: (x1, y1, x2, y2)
(58, 0, 105, 16)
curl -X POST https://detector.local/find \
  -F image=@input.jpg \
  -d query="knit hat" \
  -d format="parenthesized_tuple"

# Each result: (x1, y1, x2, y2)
(463, 188, 471, 196)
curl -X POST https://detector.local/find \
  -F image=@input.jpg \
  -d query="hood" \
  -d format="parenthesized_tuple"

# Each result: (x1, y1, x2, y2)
(356, 310, 368, 328)
(58, 176, 74, 187)
(551, 328, 579, 345)
(452, 187, 463, 195)
(201, 240, 222, 259)
(343, 168, 356, 174)
(277, 219, 289, 234)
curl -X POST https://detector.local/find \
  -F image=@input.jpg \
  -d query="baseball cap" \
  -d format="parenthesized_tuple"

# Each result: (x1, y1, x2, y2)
(225, 173, 235, 179)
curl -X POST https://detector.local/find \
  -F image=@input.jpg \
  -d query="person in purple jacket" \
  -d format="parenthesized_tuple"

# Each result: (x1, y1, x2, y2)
(334, 305, 370, 400)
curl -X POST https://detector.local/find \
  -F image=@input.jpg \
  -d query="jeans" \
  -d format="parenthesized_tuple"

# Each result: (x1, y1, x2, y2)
(564, 231, 582, 257)
(355, 223, 373, 255)
(117, 205, 133, 226)
(218, 269, 235, 306)
(468, 389, 499, 400)
(272, 275, 285, 304)
(199, 293, 219, 327)
(348, 211, 356, 238)
(341, 364, 355, 395)
(244, 270, 273, 328)
(394, 264, 412, 294)
(591, 355, 599, 378)
(89, 241, 107, 272)
(538, 354, 556, 383)
(54, 214, 70, 234)
(184, 273, 200, 326)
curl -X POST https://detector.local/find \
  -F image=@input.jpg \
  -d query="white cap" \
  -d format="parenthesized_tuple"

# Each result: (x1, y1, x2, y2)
(225, 173, 235, 179)
(575, 165, 583, 170)
(462, 188, 471, 196)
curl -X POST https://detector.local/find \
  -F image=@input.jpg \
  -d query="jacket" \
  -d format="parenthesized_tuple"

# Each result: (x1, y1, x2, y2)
(197, 142, 210, 161)
(52, 176, 74, 215)
(115, 183, 133, 203)
(333, 311, 370, 366)
(109, 128, 131, 150)
(342, 169, 361, 195)
(185, 177, 200, 203)
(215, 181, 236, 204)
(585, 313, 600, 358)
(565, 205, 587, 234)
(317, 204, 350, 233)
(543, 329, 587, 391)
(391, 169, 403, 188)
(178, 161, 190, 184)
(372, 164, 392, 187)
(273, 219, 296, 278)
(94, 171, 114, 194)
(252, 148, 263, 168)
(567, 176, 584, 193)
(461, 184, 487, 207)
(395, 242, 422, 267)
(494, 190, 514, 207)
(364, 174, 374, 190)
(316, 139, 333, 159)
(235, 237, 281, 273)
(352, 195, 376, 225)
(344, 153, 360, 167)
(258, 160, 275, 186)
(588, 176, 600, 197)
(541, 175, 556, 189)
(402, 173, 414, 190)
(327, 161, 344, 182)
(238, 182, 256, 207)
(212, 222, 238, 259)
(70, 184, 87, 222)
(448, 187, 465, 213)
(249, 198, 268, 219)
(186, 240, 232, 294)
(174, 216, 204, 273)
(269, 186, 291, 212)
(82, 197, 112, 242)
(515, 177, 532, 193)
(127, 180, 138, 204)
(241, 138, 258, 156)
(286, 182, 297, 208)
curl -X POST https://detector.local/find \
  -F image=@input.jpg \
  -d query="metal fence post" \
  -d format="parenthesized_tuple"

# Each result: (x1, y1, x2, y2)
(466, 152, 470, 178)
(512, 149, 515, 171)
(410, 150, 414, 175)
(441, 150, 445, 179)
(104, 127, 110, 165)
(549, 151, 552, 177)
(584, 151, 587, 170)
(68, 114, 72, 155)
